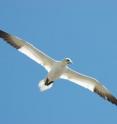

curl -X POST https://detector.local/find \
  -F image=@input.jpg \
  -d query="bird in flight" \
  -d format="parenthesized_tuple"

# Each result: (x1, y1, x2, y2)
(0, 29, 117, 106)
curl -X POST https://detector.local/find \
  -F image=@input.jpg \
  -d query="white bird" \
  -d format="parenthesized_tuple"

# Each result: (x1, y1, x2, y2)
(0, 29, 117, 106)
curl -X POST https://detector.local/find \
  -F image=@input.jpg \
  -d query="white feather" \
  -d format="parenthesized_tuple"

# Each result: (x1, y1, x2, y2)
(38, 79, 53, 92)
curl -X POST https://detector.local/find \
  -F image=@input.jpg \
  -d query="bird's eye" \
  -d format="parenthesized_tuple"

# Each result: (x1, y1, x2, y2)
(66, 59, 70, 62)
(64, 58, 72, 64)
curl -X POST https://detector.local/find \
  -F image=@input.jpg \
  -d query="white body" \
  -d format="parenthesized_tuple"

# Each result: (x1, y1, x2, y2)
(48, 61, 66, 80)
(39, 61, 67, 91)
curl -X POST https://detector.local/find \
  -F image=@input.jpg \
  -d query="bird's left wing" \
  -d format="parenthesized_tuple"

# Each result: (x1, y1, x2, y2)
(61, 67, 117, 105)
(0, 30, 55, 72)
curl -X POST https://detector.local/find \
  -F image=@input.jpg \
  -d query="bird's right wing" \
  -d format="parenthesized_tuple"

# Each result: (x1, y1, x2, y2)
(0, 30, 55, 72)
(61, 67, 117, 105)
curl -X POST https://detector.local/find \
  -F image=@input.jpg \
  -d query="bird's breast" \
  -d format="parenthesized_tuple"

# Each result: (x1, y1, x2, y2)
(47, 63, 66, 81)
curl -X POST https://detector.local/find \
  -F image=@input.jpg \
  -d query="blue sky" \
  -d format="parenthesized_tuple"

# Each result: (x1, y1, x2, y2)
(0, 0, 117, 123)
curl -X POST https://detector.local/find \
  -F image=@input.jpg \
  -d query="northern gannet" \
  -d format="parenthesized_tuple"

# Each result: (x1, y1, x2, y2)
(0, 30, 117, 106)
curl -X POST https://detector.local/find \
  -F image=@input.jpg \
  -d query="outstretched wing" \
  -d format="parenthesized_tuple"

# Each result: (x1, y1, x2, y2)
(61, 67, 117, 105)
(0, 30, 55, 72)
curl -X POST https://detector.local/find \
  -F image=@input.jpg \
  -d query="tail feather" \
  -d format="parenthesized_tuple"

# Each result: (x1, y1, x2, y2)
(38, 79, 53, 92)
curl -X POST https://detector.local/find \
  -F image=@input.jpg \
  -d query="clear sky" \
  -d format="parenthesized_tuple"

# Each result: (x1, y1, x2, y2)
(0, 0, 117, 124)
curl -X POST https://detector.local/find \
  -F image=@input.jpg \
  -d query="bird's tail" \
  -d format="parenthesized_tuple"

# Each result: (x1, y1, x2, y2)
(38, 79, 53, 92)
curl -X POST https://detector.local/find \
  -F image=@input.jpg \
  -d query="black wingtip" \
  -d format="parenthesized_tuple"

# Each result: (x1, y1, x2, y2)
(0, 30, 10, 39)
(107, 94, 117, 105)
(0, 30, 21, 49)
(94, 86, 117, 106)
